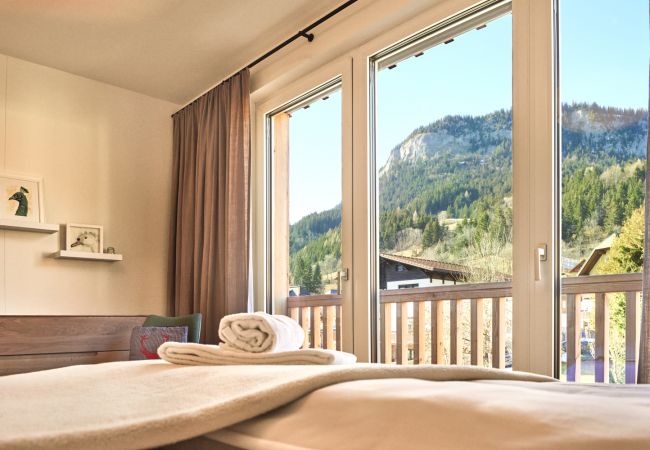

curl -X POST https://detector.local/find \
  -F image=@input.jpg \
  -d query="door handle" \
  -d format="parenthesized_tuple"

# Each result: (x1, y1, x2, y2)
(534, 243, 547, 281)
(337, 268, 349, 294)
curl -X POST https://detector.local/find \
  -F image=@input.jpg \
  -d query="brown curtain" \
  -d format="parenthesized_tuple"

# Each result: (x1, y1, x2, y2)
(169, 69, 251, 344)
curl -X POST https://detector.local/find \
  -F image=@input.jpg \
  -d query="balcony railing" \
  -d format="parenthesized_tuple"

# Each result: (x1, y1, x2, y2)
(379, 281, 512, 368)
(561, 273, 641, 384)
(286, 272, 642, 384)
(287, 295, 343, 351)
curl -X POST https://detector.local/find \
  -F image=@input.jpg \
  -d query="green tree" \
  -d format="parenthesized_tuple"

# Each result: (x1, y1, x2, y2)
(303, 264, 313, 292)
(308, 264, 323, 294)
(422, 218, 442, 248)
(475, 209, 490, 233)
(599, 206, 644, 274)
(594, 205, 644, 383)
(293, 255, 308, 287)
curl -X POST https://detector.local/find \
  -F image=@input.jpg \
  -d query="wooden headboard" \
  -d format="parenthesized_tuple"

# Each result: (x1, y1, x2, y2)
(0, 315, 146, 376)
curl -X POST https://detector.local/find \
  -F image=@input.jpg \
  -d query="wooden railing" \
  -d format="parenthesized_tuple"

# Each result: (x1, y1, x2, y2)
(380, 281, 512, 368)
(287, 295, 342, 351)
(286, 273, 643, 384)
(562, 273, 641, 384)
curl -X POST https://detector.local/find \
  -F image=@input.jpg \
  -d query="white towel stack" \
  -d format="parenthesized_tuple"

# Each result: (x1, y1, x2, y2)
(218, 312, 305, 353)
(158, 312, 356, 366)
(157, 343, 357, 365)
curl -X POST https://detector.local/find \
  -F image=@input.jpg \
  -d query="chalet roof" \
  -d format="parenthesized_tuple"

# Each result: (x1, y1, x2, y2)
(567, 259, 585, 274)
(576, 233, 616, 276)
(379, 253, 470, 277)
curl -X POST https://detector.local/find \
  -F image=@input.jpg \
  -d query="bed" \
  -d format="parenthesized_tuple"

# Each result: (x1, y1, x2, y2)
(200, 378, 650, 450)
(2, 359, 650, 450)
(2, 316, 650, 449)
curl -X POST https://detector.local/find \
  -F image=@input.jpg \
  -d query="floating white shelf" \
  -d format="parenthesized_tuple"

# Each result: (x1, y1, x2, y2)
(0, 219, 59, 233)
(53, 250, 123, 262)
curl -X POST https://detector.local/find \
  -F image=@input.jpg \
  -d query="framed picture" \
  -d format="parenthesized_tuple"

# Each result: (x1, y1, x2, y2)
(66, 224, 103, 254)
(0, 172, 45, 223)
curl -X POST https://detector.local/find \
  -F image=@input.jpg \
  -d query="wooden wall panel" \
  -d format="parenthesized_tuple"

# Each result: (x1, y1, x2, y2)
(0, 315, 146, 375)
(0, 351, 130, 376)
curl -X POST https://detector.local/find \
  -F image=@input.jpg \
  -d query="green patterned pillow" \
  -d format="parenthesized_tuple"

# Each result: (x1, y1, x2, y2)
(143, 313, 202, 343)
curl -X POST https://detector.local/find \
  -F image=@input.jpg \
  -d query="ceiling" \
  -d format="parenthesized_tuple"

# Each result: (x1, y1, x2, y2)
(0, 0, 344, 105)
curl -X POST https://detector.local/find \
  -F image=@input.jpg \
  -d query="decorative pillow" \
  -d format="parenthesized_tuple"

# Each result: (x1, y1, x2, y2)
(143, 313, 202, 343)
(129, 326, 188, 360)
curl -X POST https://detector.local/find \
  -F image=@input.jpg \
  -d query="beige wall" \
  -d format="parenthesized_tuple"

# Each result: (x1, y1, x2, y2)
(0, 54, 179, 315)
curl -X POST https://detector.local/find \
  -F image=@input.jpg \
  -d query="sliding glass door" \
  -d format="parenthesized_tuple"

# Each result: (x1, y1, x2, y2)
(557, 0, 649, 383)
(256, 0, 648, 374)
(263, 63, 353, 352)
(370, 2, 514, 367)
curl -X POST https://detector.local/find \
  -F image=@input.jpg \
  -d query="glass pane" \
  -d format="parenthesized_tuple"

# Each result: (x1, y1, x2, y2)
(270, 86, 343, 350)
(558, 0, 649, 383)
(374, 11, 512, 366)
(287, 90, 342, 296)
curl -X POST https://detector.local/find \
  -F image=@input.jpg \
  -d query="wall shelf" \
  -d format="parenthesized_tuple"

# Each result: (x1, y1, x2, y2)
(52, 250, 123, 262)
(0, 219, 59, 233)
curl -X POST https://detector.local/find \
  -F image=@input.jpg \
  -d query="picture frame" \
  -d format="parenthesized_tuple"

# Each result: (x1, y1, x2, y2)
(66, 224, 104, 254)
(0, 172, 45, 223)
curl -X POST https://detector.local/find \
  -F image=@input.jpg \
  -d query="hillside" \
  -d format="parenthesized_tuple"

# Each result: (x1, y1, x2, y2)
(290, 206, 340, 254)
(289, 103, 648, 287)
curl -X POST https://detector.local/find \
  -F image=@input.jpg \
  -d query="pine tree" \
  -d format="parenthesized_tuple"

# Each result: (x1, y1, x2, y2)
(422, 217, 443, 248)
(422, 222, 435, 248)
(432, 217, 442, 242)
(303, 264, 313, 293)
(310, 264, 323, 294)
(293, 255, 308, 287)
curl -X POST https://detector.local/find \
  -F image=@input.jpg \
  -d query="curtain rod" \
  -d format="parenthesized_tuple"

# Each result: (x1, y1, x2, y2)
(172, 0, 358, 117)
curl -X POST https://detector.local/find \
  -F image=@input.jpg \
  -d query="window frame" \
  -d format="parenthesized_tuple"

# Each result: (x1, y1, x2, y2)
(366, 0, 517, 365)
(252, 56, 354, 353)
(250, 0, 557, 373)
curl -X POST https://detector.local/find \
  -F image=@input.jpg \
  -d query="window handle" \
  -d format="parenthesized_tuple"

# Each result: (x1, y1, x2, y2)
(535, 244, 547, 281)
(338, 268, 349, 294)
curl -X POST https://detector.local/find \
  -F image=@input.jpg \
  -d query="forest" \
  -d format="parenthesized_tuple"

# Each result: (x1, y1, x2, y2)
(289, 103, 648, 290)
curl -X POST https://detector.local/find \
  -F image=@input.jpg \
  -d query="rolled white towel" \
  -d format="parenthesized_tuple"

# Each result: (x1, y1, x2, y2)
(158, 342, 357, 366)
(219, 312, 304, 353)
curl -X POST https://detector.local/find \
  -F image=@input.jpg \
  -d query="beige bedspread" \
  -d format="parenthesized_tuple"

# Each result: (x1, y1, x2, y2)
(0, 360, 550, 450)
(209, 378, 650, 449)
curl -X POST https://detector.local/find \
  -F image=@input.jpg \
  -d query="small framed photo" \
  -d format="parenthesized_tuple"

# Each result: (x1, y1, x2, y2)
(66, 224, 103, 254)
(0, 172, 45, 223)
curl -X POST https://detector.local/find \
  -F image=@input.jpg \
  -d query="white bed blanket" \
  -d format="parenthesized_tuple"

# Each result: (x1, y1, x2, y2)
(0, 360, 550, 450)
(158, 342, 357, 365)
(209, 378, 650, 450)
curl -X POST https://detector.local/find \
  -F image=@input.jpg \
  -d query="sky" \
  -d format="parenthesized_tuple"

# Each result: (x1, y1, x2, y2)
(287, 90, 342, 224)
(288, 0, 649, 224)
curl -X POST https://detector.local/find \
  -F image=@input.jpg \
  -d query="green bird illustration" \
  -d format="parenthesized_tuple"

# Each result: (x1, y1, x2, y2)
(9, 186, 29, 217)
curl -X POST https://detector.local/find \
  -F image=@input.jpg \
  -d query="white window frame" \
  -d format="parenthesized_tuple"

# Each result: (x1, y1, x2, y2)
(511, 0, 556, 377)
(250, 0, 557, 374)
(251, 56, 354, 354)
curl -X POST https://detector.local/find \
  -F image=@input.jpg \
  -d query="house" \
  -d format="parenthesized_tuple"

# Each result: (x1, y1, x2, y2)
(569, 234, 616, 276)
(379, 252, 470, 289)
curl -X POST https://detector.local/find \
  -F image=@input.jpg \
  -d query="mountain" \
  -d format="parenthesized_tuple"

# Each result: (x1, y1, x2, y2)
(380, 109, 512, 175)
(290, 103, 648, 282)
(378, 109, 512, 216)
(381, 103, 647, 175)
(378, 104, 647, 215)
(562, 103, 647, 160)
(290, 205, 341, 254)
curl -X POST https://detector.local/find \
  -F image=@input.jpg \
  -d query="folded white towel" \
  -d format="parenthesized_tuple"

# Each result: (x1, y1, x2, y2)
(218, 312, 305, 353)
(158, 342, 357, 365)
